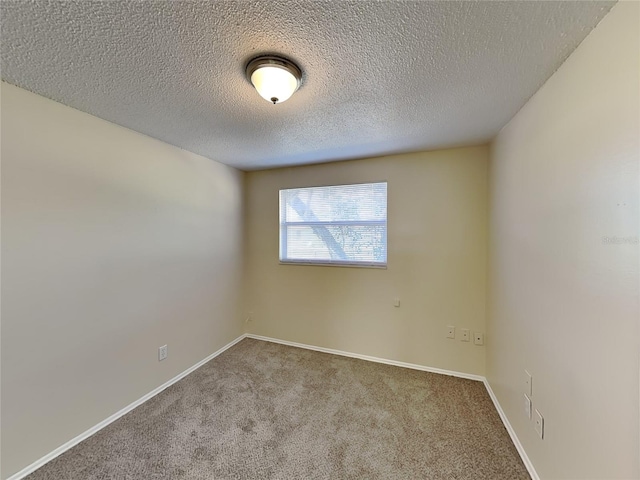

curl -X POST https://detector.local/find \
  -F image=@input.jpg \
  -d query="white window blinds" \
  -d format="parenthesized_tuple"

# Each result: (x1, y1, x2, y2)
(279, 182, 387, 267)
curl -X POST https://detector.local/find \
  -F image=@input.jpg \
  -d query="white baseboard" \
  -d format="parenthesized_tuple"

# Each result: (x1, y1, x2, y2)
(6, 334, 246, 480)
(8, 332, 538, 480)
(245, 333, 485, 382)
(483, 379, 540, 480)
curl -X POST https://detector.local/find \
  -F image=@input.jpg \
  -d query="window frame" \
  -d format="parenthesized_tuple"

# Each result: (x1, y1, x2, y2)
(278, 181, 388, 268)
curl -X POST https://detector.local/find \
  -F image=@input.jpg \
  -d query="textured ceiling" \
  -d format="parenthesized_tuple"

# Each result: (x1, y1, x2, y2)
(1, 1, 615, 170)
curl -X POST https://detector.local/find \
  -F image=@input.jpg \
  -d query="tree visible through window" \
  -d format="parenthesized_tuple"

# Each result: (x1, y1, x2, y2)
(279, 182, 387, 266)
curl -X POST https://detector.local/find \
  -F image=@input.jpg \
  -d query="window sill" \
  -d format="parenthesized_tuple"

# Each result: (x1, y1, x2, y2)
(279, 261, 387, 269)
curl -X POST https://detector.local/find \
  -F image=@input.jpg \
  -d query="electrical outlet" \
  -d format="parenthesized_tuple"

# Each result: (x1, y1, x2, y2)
(245, 311, 253, 324)
(524, 394, 532, 419)
(525, 370, 533, 396)
(460, 329, 470, 341)
(394, 298, 401, 307)
(446, 326, 455, 339)
(534, 409, 544, 439)
(473, 332, 484, 345)
(158, 345, 168, 361)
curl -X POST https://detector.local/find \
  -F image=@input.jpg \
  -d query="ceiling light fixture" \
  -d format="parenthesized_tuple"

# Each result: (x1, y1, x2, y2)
(246, 55, 302, 105)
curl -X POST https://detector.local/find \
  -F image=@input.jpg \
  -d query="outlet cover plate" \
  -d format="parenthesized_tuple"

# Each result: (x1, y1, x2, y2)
(446, 326, 455, 339)
(534, 409, 544, 439)
(524, 394, 532, 419)
(159, 345, 168, 361)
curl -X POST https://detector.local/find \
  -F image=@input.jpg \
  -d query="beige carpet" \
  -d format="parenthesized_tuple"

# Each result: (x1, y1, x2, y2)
(26, 338, 530, 479)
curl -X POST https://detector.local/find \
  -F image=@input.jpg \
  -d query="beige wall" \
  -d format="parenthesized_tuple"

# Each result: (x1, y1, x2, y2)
(487, 2, 639, 479)
(0, 83, 245, 479)
(244, 147, 489, 375)
(4, 3, 637, 478)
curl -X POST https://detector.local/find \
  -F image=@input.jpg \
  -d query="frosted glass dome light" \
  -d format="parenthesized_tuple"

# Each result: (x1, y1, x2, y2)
(246, 56, 302, 105)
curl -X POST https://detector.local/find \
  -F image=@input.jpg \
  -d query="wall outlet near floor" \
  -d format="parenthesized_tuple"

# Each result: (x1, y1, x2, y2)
(534, 409, 544, 439)
(393, 298, 401, 307)
(460, 328, 470, 341)
(473, 332, 484, 345)
(525, 370, 532, 396)
(158, 344, 168, 361)
(524, 394, 532, 419)
(446, 325, 455, 339)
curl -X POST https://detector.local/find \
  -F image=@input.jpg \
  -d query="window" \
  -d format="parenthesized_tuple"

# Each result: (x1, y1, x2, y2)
(279, 182, 387, 267)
